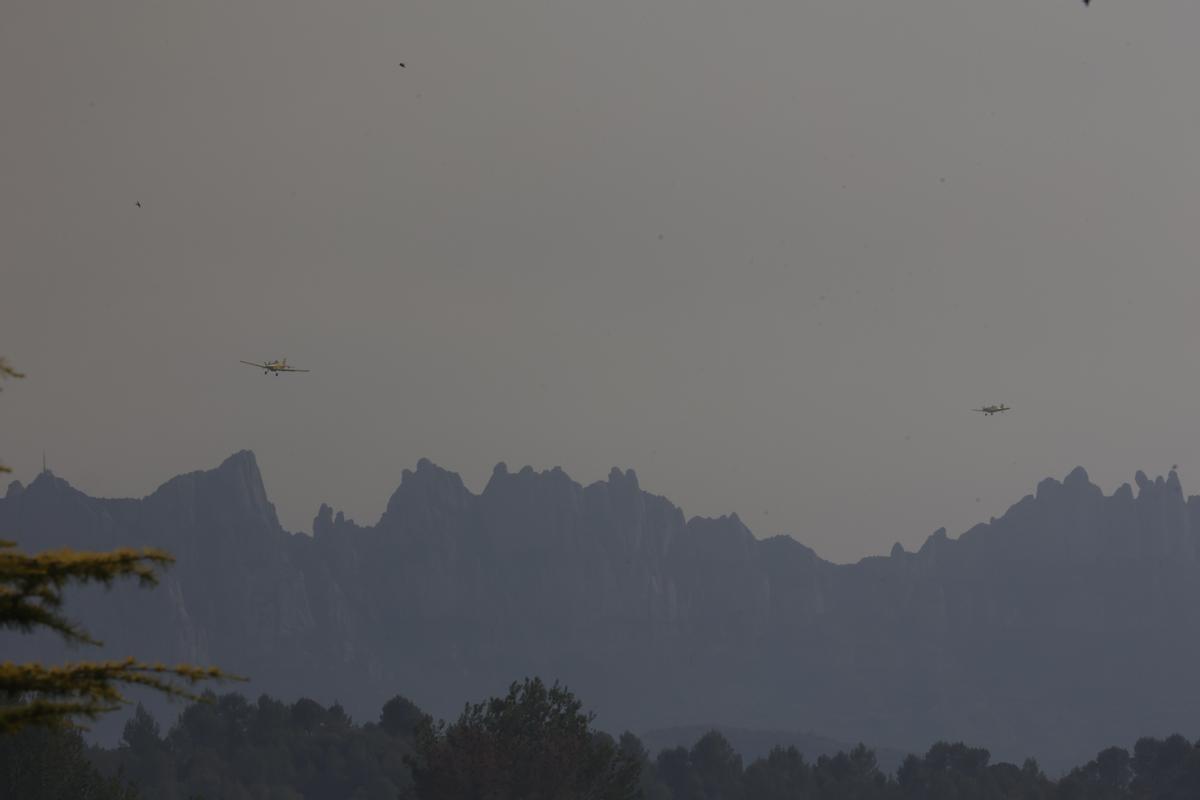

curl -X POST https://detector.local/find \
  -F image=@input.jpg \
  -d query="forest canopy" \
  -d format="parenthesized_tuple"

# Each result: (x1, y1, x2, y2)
(3, 682, 1198, 800)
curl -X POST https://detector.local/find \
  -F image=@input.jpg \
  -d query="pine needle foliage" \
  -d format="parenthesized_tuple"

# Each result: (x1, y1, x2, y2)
(0, 540, 173, 645)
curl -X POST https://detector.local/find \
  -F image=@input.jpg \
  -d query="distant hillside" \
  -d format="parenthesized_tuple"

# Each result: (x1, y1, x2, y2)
(4, 452, 1200, 772)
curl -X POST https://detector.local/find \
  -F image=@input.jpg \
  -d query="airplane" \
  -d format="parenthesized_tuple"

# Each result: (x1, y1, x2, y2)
(973, 404, 1010, 416)
(240, 358, 310, 375)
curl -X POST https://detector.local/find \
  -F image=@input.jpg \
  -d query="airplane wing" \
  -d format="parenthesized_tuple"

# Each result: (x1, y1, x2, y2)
(240, 360, 267, 368)
(278, 367, 310, 372)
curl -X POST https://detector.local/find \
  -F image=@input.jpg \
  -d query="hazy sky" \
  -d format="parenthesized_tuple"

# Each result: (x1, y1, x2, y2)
(3, 0, 1199, 563)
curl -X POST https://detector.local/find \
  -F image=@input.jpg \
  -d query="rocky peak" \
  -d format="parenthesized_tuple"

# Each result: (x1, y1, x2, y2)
(378, 458, 473, 536)
(917, 527, 949, 556)
(607, 466, 640, 490)
(1063, 466, 1090, 487)
(144, 450, 280, 533)
(384, 458, 470, 511)
(313, 503, 335, 538)
(209, 450, 277, 526)
(679, 513, 757, 563)
(479, 461, 583, 507)
(11, 471, 93, 517)
(24, 469, 74, 495)
(1035, 476, 1062, 501)
(475, 463, 587, 553)
(215, 448, 267, 491)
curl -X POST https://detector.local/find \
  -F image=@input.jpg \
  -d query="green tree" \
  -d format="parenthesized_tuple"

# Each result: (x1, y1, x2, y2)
(1130, 735, 1200, 800)
(406, 677, 641, 800)
(742, 745, 813, 800)
(811, 743, 889, 800)
(896, 741, 1053, 800)
(108, 704, 176, 797)
(653, 731, 750, 800)
(0, 357, 242, 732)
(1059, 746, 1132, 800)
(618, 731, 671, 800)
(380, 694, 424, 738)
(656, 745, 704, 800)
(107, 691, 418, 799)
(690, 730, 746, 800)
(0, 717, 141, 799)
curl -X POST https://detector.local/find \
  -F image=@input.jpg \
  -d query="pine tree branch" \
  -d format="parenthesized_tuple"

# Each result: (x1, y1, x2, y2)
(0, 541, 175, 645)
(0, 658, 247, 733)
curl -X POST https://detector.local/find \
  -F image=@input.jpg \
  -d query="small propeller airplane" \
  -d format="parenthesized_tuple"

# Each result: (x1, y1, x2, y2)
(973, 404, 1010, 416)
(240, 358, 310, 375)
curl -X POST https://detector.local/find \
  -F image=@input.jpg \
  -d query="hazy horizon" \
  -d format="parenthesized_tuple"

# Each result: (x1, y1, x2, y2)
(4, 0, 1200, 562)
(4, 448, 1187, 566)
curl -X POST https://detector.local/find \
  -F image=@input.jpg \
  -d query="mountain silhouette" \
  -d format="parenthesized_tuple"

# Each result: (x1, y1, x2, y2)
(4, 453, 1199, 771)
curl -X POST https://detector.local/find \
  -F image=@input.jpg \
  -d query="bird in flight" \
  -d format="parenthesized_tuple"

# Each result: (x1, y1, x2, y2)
(398, 62, 406, 68)
(135, 201, 142, 208)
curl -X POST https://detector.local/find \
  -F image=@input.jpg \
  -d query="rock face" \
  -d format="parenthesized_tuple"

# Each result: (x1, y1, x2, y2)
(3, 454, 1200, 772)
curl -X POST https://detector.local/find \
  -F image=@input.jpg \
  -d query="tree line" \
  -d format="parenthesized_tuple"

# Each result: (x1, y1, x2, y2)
(2, 678, 1199, 799)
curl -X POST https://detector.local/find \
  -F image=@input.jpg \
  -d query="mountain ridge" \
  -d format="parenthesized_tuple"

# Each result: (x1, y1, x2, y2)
(3, 452, 1199, 773)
